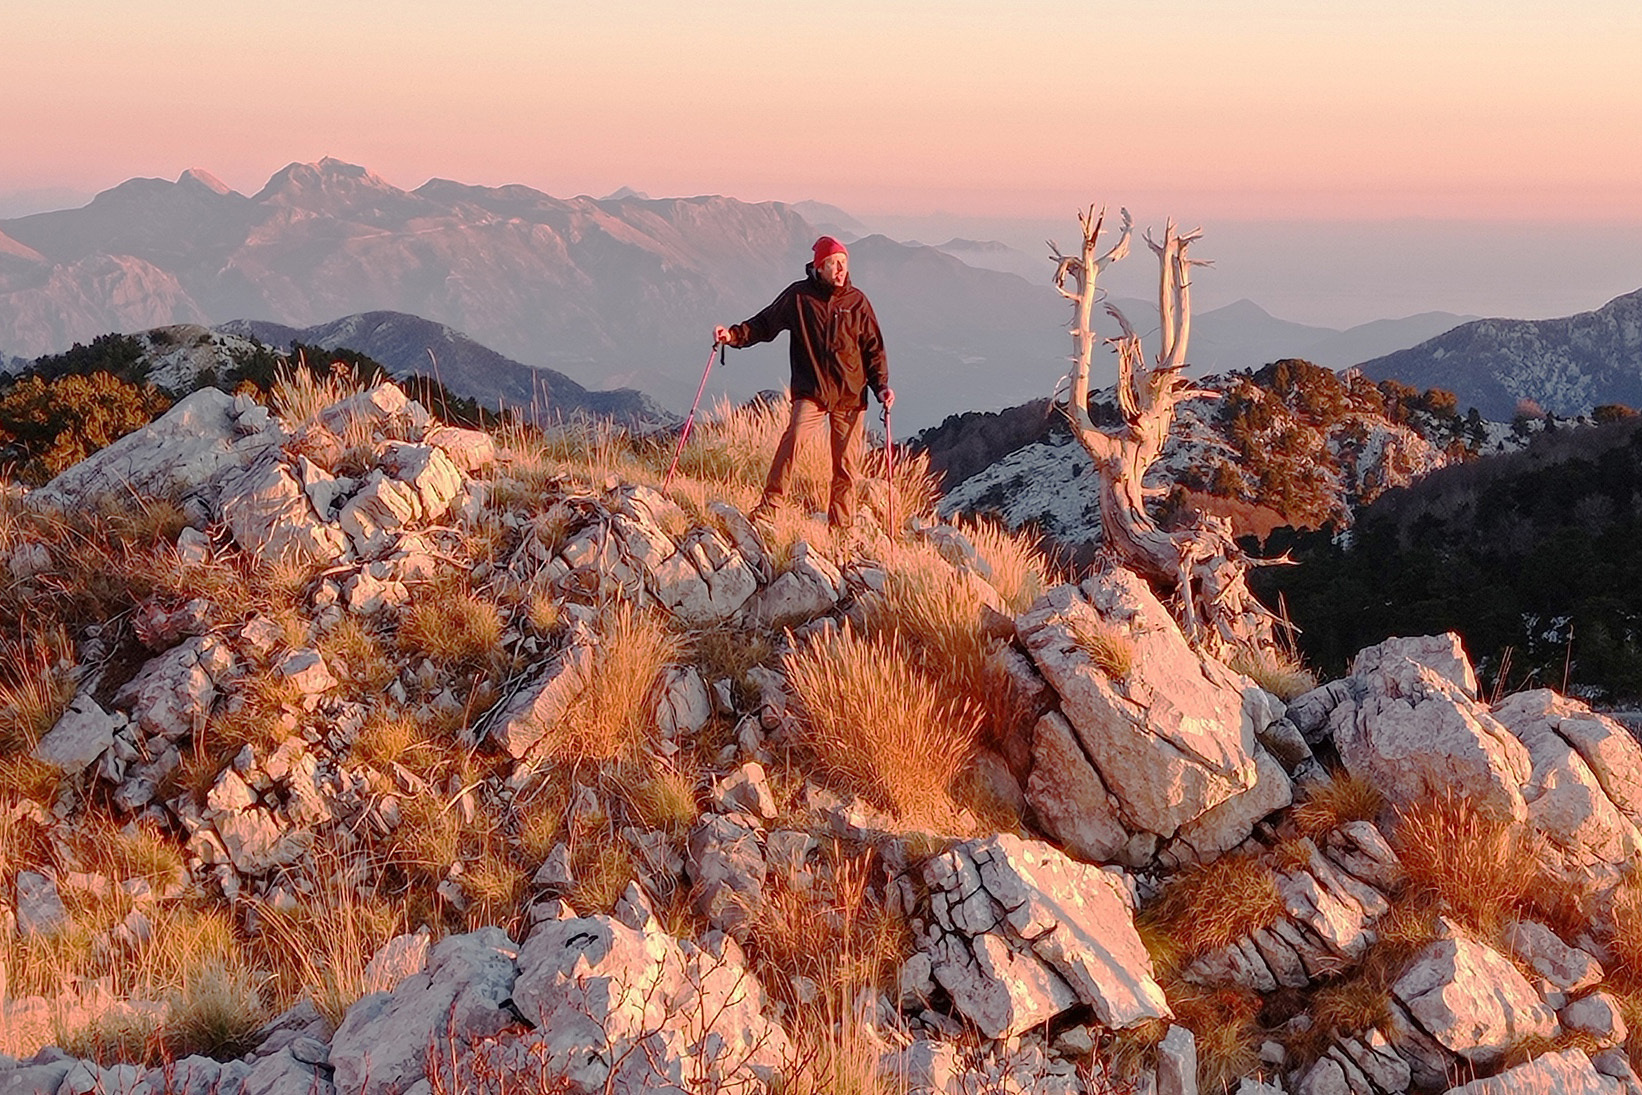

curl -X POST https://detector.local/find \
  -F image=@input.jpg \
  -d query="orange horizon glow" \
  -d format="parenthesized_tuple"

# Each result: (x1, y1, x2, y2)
(4, 0, 1640, 224)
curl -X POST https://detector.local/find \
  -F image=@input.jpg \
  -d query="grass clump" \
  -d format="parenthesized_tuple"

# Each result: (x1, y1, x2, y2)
(1228, 644, 1318, 701)
(782, 622, 983, 830)
(957, 515, 1053, 614)
(398, 585, 506, 670)
(1070, 615, 1134, 680)
(858, 540, 1037, 754)
(1139, 853, 1285, 973)
(0, 619, 77, 755)
(1292, 773, 1388, 839)
(252, 848, 403, 1026)
(1389, 792, 1544, 940)
(548, 602, 680, 764)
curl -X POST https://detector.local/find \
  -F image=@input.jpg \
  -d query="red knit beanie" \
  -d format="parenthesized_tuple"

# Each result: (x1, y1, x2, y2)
(812, 236, 848, 263)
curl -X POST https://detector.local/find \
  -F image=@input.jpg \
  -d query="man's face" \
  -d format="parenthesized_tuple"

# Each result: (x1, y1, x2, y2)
(817, 252, 848, 287)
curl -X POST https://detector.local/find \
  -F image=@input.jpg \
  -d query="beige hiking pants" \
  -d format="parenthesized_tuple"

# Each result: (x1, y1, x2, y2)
(760, 397, 865, 527)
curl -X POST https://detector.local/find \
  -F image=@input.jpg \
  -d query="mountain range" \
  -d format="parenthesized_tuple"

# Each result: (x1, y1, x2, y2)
(0, 159, 1486, 434)
(1357, 288, 1642, 420)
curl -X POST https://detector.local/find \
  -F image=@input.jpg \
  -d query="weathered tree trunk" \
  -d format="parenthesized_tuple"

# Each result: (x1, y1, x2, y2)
(1051, 207, 1278, 656)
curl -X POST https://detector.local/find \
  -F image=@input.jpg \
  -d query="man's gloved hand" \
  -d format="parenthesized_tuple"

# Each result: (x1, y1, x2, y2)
(880, 387, 895, 409)
(713, 325, 735, 346)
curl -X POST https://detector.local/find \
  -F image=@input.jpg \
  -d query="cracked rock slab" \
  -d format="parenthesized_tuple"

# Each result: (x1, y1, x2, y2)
(921, 834, 1167, 1039)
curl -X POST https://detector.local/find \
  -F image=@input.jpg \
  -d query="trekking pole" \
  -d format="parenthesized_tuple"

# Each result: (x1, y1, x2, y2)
(882, 400, 895, 539)
(663, 340, 724, 491)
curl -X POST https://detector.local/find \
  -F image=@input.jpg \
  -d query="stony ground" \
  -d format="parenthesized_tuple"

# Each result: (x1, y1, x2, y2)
(4, 379, 1642, 1095)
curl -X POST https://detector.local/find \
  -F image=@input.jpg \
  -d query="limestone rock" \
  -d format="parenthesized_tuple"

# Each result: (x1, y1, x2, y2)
(1496, 690, 1642, 830)
(360, 930, 431, 996)
(336, 471, 422, 557)
(425, 425, 497, 474)
(29, 387, 283, 512)
(655, 666, 711, 737)
(1016, 571, 1259, 839)
(277, 649, 338, 696)
(745, 542, 842, 627)
(114, 635, 236, 740)
(1170, 743, 1294, 865)
(220, 451, 350, 567)
(1331, 634, 1531, 822)
(687, 814, 766, 935)
(33, 693, 119, 775)
(331, 927, 518, 1095)
(1441, 1048, 1620, 1095)
(921, 834, 1168, 1039)
(1392, 923, 1559, 1069)
(1493, 693, 1642, 865)
(1024, 711, 1128, 864)
(316, 381, 429, 438)
(512, 911, 788, 1093)
(1563, 992, 1628, 1048)
(14, 871, 68, 938)
(712, 762, 778, 821)
(379, 442, 462, 520)
(487, 643, 593, 759)
(1503, 919, 1604, 995)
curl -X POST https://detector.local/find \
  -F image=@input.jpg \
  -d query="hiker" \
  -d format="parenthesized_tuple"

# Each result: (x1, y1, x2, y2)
(714, 236, 894, 529)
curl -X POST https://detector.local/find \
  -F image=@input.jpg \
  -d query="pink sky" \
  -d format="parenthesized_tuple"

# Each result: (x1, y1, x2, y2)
(6, 0, 1640, 223)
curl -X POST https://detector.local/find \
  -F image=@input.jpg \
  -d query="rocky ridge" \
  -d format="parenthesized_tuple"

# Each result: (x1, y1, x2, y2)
(1, 381, 1641, 1094)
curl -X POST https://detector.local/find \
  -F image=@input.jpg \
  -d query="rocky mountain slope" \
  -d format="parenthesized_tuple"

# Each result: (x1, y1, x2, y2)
(214, 312, 666, 425)
(931, 360, 1460, 550)
(1358, 288, 1642, 420)
(6, 377, 1642, 1094)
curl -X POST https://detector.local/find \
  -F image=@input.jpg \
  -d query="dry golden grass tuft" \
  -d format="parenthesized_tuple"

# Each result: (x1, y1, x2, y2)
(1168, 981, 1266, 1092)
(1139, 853, 1285, 973)
(957, 515, 1054, 614)
(0, 618, 77, 755)
(398, 584, 507, 670)
(252, 846, 404, 1025)
(626, 759, 701, 835)
(782, 622, 984, 830)
(1390, 792, 1544, 939)
(1292, 772, 1388, 840)
(743, 847, 913, 1023)
(859, 541, 1036, 755)
(1070, 615, 1135, 680)
(546, 602, 680, 764)
(565, 831, 638, 917)
(1609, 871, 1642, 981)
(320, 614, 397, 698)
(1229, 644, 1318, 702)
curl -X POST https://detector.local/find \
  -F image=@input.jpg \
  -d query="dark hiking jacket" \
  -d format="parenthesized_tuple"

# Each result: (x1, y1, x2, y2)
(725, 265, 888, 412)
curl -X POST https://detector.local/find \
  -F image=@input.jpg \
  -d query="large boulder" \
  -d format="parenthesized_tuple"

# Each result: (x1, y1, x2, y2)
(920, 834, 1168, 1040)
(1016, 569, 1277, 841)
(28, 388, 283, 512)
(113, 634, 236, 741)
(1390, 921, 1559, 1084)
(512, 906, 790, 1094)
(330, 928, 518, 1095)
(1330, 634, 1531, 822)
(219, 451, 350, 567)
(1492, 691, 1642, 867)
(1441, 1049, 1621, 1095)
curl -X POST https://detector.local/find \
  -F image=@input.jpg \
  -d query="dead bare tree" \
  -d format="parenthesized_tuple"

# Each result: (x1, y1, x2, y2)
(1051, 206, 1280, 656)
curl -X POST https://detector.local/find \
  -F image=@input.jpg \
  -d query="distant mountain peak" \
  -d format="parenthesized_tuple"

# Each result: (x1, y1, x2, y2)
(177, 168, 233, 195)
(252, 158, 400, 205)
(602, 186, 650, 201)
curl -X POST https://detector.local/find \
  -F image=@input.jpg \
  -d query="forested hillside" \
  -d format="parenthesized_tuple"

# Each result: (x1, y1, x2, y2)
(1253, 410, 1642, 700)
